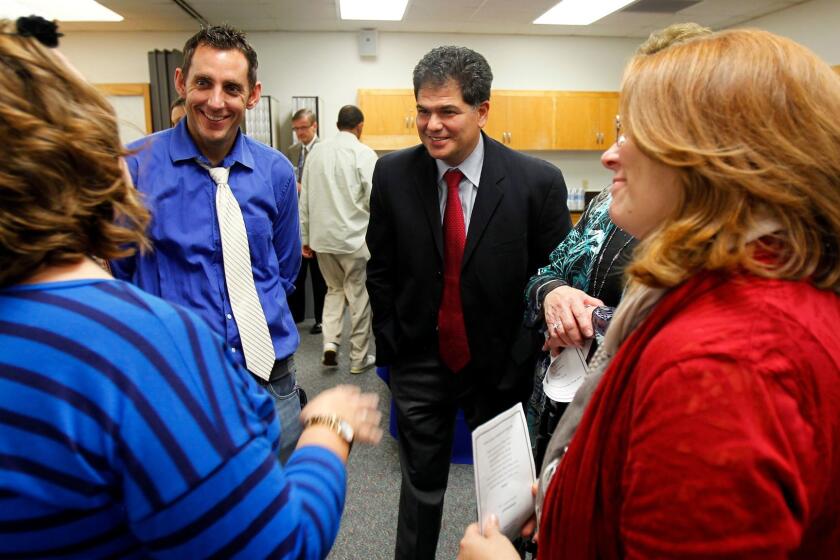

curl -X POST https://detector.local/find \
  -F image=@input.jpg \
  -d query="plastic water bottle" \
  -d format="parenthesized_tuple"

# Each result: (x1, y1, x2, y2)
(574, 187, 583, 211)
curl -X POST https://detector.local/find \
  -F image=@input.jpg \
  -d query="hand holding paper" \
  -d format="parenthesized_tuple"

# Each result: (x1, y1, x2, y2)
(471, 403, 536, 541)
(457, 515, 520, 560)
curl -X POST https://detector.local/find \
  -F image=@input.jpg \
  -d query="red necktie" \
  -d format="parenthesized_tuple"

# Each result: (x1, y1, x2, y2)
(439, 168, 471, 372)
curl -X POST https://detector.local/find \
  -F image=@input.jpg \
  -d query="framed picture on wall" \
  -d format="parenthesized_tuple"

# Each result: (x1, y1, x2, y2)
(245, 95, 275, 147)
(95, 83, 152, 146)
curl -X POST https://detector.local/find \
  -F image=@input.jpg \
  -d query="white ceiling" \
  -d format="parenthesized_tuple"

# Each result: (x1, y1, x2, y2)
(57, 0, 809, 38)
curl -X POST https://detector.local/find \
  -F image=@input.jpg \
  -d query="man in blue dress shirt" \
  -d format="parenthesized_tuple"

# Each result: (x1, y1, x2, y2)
(112, 25, 304, 462)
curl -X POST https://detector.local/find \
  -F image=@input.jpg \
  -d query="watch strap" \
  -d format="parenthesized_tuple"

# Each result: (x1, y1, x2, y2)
(304, 414, 353, 444)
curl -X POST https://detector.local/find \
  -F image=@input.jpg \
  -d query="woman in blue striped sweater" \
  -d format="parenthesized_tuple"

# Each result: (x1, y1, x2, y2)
(0, 17, 382, 559)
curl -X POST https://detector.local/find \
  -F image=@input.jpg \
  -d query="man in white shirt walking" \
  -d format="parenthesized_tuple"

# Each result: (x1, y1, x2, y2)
(300, 105, 378, 373)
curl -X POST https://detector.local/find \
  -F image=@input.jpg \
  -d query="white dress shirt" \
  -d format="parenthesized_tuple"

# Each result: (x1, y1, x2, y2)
(299, 130, 378, 254)
(435, 134, 484, 232)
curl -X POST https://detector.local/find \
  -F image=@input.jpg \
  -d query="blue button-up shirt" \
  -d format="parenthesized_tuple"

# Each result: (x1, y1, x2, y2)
(112, 120, 301, 365)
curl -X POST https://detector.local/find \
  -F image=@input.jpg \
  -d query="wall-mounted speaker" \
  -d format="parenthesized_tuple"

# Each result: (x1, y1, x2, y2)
(358, 29, 378, 58)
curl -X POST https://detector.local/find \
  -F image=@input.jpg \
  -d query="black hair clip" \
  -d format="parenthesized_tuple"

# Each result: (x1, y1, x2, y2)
(16, 15, 63, 48)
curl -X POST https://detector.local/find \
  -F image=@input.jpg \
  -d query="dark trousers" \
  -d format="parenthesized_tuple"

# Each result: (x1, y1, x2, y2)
(534, 398, 570, 472)
(289, 254, 326, 324)
(390, 353, 517, 560)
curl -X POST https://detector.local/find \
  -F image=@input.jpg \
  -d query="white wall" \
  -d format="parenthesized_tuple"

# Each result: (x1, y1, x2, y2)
(61, 29, 638, 191)
(62, 31, 186, 82)
(59, 0, 840, 193)
(739, 0, 840, 64)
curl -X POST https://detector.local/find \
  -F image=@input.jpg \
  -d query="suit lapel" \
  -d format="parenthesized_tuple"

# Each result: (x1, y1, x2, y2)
(413, 151, 444, 259)
(463, 135, 504, 268)
(291, 143, 303, 171)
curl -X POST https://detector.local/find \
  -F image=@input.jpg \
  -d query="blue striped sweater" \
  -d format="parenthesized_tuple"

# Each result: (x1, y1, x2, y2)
(0, 279, 345, 559)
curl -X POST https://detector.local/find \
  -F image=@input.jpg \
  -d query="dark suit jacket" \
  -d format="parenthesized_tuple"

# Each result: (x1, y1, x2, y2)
(283, 137, 319, 182)
(366, 133, 571, 391)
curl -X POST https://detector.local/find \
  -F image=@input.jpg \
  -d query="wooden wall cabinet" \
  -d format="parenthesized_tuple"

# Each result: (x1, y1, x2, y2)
(357, 89, 418, 150)
(553, 92, 619, 150)
(484, 90, 555, 150)
(358, 88, 619, 152)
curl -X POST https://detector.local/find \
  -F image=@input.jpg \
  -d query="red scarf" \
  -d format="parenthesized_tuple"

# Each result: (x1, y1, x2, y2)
(538, 271, 725, 559)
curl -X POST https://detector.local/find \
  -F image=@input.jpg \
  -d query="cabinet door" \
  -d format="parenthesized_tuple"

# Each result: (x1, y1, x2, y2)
(554, 93, 602, 150)
(483, 93, 509, 144)
(357, 89, 419, 150)
(358, 89, 416, 136)
(486, 91, 555, 150)
(598, 95, 620, 147)
(553, 92, 620, 150)
(504, 93, 555, 150)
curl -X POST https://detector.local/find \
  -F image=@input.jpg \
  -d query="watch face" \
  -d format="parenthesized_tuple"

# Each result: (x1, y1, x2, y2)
(338, 420, 354, 443)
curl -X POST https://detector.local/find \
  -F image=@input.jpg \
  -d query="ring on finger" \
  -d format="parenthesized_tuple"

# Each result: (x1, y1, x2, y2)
(551, 322, 562, 330)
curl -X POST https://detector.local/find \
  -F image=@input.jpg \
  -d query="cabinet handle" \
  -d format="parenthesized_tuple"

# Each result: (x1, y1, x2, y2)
(404, 116, 410, 128)
(507, 132, 512, 144)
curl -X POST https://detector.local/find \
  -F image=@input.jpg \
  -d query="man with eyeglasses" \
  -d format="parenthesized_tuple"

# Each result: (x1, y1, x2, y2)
(284, 108, 327, 335)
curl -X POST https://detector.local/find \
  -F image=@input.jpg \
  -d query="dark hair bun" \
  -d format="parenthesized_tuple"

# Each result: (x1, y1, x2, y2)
(16, 15, 62, 48)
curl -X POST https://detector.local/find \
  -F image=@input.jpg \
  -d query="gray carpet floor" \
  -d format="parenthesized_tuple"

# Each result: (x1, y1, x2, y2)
(292, 321, 476, 560)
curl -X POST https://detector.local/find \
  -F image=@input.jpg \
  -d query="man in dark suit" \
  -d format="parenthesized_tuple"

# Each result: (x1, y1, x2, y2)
(284, 108, 327, 334)
(366, 46, 571, 559)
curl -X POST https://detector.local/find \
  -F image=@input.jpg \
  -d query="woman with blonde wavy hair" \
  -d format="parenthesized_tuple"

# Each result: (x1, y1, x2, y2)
(0, 17, 383, 558)
(458, 23, 840, 560)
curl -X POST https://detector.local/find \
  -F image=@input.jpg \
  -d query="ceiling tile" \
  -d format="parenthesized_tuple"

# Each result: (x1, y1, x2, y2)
(54, 0, 809, 37)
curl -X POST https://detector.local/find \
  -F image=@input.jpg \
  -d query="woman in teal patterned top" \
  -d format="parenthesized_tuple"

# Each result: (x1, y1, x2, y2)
(524, 187, 637, 468)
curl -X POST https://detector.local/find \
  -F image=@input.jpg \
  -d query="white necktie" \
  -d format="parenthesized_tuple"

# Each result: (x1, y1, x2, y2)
(202, 163, 276, 380)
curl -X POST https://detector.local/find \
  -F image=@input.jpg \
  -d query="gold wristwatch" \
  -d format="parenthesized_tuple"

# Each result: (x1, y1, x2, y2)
(304, 414, 354, 444)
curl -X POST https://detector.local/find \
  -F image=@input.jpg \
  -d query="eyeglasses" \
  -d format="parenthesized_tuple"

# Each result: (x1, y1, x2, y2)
(292, 123, 314, 132)
(615, 114, 626, 147)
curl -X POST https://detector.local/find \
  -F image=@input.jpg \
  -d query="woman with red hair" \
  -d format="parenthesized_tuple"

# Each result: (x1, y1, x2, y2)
(460, 23, 840, 559)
